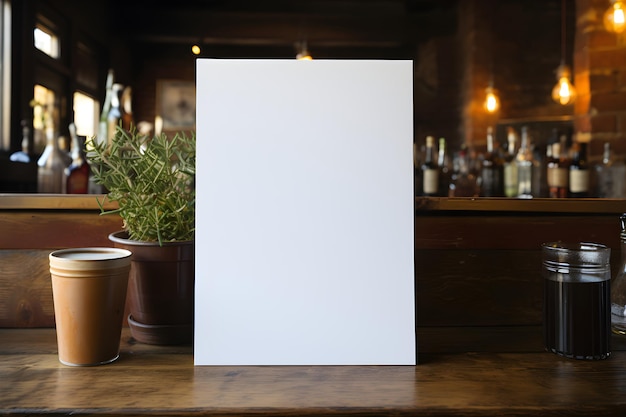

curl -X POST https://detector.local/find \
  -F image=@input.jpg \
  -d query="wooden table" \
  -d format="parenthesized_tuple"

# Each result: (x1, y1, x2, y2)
(3, 327, 626, 416)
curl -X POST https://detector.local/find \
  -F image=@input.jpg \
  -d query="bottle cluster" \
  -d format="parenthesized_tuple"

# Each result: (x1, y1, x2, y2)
(34, 123, 90, 194)
(415, 126, 626, 199)
(9, 69, 133, 194)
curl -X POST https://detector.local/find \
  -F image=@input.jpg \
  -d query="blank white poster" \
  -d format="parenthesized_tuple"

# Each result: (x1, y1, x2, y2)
(195, 59, 415, 365)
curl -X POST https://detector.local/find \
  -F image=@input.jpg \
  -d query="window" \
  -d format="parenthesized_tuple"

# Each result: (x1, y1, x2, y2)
(30, 7, 104, 157)
(0, 0, 10, 151)
(73, 91, 98, 138)
(34, 23, 59, 58)
(32, 84, 55, 152)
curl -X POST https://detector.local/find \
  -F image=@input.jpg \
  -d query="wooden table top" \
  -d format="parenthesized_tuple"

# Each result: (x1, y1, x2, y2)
(3, 327, 626, 416)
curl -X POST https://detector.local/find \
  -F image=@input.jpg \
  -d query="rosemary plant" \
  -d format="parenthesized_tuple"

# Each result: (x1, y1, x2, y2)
(87, 126, 196, 244)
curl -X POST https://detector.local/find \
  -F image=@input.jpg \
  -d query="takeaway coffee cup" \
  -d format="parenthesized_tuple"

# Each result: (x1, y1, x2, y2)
(542, 242, 611, 360)
(49, 247, 132, 366)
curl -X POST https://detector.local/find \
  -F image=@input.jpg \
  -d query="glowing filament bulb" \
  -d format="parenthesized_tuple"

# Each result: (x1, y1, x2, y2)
(484, 86, 500, 113)
(552, 65, 576, 105)
(605, 1, 626, 33)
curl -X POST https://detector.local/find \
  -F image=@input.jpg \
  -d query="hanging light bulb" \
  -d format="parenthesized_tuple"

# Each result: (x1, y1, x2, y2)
(484, 86, 500, 113)
(191, 44, 201, 55)
(552, 0, 576, 105)
(604, 0, 626, 33)
(552, 64, 577, 105)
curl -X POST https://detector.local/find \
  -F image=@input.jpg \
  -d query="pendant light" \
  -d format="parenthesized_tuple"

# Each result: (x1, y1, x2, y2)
(552, 0, 576, 105)
(484, 85, 500, 113)
(604, 0, 626, 33)
(483, 7, 500, 113)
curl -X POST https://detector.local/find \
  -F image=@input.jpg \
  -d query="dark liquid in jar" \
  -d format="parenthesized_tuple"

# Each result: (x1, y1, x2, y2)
(543, 279, 611, 360)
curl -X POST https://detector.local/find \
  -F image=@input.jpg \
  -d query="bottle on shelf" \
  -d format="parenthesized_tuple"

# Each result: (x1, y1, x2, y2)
(108, 83, 124, 138)
(421, 136, 439, 196)
(480, 126, 504, 197)
(121, 85, 134, 130)
(503, 127, 519, 198)
(541, 141, 553, 197)
(448, 145, 479, 197)
(65, 123, 90, 194)
(594, 142, 614, 198)
(98, 69, 115, 146)
(57, 136, 72, 165)
(534, 143, 548, 198)
(437, 137, 452, 197)
(10, 120, 31, 163)
(593, 142, 626, 198)
(515, 126, 537, 198)
(37, 129, 70, 193)
(546, 139, 569, 198)
(568, 141, 590, 198)
(610, 149, 626, 199)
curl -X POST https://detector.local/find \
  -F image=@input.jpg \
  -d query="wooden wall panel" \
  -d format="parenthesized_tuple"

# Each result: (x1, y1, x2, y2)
(415, 214, 621, 250)
(0, 207, 125, 327)
(415, 249, 543, 327)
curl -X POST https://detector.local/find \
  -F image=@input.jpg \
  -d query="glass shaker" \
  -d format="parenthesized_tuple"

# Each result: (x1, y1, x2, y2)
(611, 214, 626, 334)
(543, 242, 611, 360)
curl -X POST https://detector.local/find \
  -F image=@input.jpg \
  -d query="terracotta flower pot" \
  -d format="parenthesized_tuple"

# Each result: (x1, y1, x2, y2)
(109, 231, 194, 345)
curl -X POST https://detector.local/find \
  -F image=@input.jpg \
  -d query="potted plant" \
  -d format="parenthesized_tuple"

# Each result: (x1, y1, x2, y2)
(87, 126, 195, 345)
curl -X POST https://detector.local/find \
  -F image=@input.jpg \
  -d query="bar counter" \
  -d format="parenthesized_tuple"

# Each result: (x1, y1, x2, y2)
(4, 196, 626, 416)
(3, 327, 626, 417)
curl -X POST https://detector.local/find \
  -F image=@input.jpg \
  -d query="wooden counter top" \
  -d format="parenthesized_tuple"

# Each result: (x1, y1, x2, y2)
(4, 327, 626, 416)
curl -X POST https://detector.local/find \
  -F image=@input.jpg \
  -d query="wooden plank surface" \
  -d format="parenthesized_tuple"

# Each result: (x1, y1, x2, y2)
(0, 211, 123, 249)
(0, 194, 118, 210)
(3, 328, 626, 416)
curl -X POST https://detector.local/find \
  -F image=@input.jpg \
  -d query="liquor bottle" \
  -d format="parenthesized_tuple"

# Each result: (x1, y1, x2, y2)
(108, 83, 124, 138)
(503, 127, 518, 197)
(594, 142, 613, 198)
(448, 145, 479, 197)
(10, 120, 31, 163)
(37, 130, 70, 193)
(65, 123, 90, 194)
(121, 85, 134, 130)
(98, 69, 115, 145)
(542, 142, 553, 197)
(515, 126, 536, 198)
(568, 141, 590, 198)
(610, 146, 626, 198)
(534, 144, 547, 198)
(437, 137, 452, 197)
(421, 136, 439, 196)
(547, 140, 569, 198)
(480, 126, 504, 196)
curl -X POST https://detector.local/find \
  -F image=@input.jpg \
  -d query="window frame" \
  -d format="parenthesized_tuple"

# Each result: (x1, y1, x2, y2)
(7, 2, 107, 155)
(0, 0, 11, 151)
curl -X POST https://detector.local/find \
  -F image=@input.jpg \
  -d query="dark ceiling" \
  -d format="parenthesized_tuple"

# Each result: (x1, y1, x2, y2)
(111, 0, 457, 58)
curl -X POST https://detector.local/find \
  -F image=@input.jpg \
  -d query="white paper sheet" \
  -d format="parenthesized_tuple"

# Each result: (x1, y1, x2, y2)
(195, 59, 415, 365)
